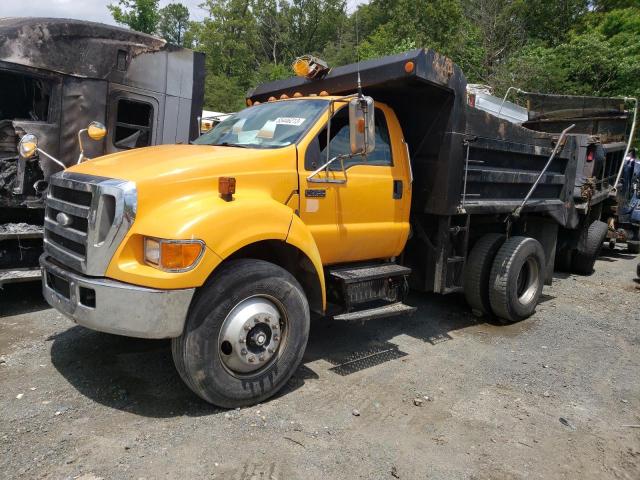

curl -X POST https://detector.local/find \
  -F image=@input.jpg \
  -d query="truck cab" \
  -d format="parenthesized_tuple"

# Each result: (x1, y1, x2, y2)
(38, 49, 591, 408)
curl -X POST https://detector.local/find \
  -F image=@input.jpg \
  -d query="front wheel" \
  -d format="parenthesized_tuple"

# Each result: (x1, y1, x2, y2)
(172, 259, 310, 408)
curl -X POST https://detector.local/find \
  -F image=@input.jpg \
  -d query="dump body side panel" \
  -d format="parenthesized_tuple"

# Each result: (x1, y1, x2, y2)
(249, 48, 581, 221)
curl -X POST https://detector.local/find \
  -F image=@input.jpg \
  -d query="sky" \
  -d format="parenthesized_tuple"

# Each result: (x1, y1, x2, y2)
(0, 0, 366, 26)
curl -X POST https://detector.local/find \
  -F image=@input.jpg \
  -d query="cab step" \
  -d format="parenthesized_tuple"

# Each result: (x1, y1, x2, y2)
(327, 263, 412, 311)
(333, 302, 416, 322)
(329, 263, 411, 283)
(0, 267, 42, 286)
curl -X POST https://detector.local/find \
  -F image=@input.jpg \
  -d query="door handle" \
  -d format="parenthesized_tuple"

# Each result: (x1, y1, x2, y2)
(393, 180, 403, 199)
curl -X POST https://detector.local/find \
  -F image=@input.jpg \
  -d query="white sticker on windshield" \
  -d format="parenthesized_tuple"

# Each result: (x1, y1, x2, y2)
(231, 118, 246, 134)
(275, 117, 306, 126)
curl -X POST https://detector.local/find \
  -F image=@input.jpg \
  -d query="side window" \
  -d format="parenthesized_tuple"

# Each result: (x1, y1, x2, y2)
(113, 99, 153, 149)
(305, 106, 393, 170)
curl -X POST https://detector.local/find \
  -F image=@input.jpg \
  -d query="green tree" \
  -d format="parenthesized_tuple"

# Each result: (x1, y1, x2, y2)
(511, 0, 589, 46)
(188, 0, 640, 111)
(158, 3, 191, 46)
(286, 0, 349, 57)
(108, 0, 160, 34)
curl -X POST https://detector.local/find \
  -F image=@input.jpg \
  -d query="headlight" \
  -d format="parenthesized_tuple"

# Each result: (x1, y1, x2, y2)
(143, 237, 205, 272)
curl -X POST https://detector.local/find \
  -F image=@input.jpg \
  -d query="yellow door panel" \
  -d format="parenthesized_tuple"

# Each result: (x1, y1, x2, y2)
(297, 102, 411, 265)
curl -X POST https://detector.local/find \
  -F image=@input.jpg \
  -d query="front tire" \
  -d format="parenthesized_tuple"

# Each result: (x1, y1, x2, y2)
(172, 259, 310, 408)
(489, 236, 545, 324)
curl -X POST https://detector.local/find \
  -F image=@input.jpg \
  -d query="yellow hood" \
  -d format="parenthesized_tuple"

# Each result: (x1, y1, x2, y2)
(68, 144, 296, 190)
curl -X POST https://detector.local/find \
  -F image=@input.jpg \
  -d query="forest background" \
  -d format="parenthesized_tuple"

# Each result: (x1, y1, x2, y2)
(107, 0, 640, 113)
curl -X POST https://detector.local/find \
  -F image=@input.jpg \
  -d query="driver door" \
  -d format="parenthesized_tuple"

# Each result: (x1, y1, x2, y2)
(297, 102, 411, 265)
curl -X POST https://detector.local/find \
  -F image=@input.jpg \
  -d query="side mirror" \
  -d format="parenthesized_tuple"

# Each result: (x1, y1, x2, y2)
(18, 134, 38, 159)
(17, 133, 66, 170)
(349, 96, 375, 155)
(78, 121, 107, 164)
(87, 121, 107, 141)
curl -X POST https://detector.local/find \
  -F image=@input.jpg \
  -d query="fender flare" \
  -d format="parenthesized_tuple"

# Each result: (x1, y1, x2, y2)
(286, 214, 326, 311)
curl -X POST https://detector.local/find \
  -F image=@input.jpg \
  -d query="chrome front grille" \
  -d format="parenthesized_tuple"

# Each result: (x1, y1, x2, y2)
(44, 172, 137, 275)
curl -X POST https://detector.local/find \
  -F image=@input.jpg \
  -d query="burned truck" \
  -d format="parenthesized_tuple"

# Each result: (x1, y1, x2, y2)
(0, 18, 204, 285)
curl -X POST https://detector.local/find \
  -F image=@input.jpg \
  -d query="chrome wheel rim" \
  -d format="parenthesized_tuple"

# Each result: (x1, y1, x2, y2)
(516, 257, 540, 305)
(218, 295, 286, 374)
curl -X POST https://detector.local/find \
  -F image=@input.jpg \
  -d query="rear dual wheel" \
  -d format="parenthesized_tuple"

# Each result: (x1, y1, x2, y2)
(172, 259, 310, 408)
(464, 235, 545, 323)
(489, 237, 545, 323)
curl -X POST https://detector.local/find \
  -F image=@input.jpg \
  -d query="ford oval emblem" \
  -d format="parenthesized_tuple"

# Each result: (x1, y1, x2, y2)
(56, 212, 72, 227)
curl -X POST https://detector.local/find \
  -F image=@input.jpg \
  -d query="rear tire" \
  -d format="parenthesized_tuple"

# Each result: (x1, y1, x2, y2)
(489, 236, 545, 324)
(463, 234, 505, 316)
(572, 220, 608, 274)
(171, 259, 310, 408)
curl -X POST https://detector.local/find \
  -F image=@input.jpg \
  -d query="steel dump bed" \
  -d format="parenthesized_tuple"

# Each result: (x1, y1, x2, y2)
(248, 49, 597, 227)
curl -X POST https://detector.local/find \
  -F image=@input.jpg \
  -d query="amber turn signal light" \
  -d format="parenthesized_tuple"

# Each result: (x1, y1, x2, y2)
(219, 176, 236, 201)
(404, 61, 415, 73)
(143, 237, 204, 272)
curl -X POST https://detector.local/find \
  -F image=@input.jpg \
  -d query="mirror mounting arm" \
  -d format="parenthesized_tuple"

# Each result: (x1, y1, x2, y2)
(77, 128, 88, 164)
(35, 147, 66, 170)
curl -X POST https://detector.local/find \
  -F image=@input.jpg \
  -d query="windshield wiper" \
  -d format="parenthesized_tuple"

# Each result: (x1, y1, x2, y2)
(216, 142, 249, 148)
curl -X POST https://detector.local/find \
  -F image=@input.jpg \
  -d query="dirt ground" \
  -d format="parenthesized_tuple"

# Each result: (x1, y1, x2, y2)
(1, 248, 639, 480)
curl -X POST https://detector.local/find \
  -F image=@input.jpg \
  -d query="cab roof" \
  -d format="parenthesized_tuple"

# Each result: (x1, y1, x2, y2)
(0, 17, 167, 78)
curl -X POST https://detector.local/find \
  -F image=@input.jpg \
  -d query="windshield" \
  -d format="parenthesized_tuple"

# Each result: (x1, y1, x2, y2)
(194, 99, 328, 149)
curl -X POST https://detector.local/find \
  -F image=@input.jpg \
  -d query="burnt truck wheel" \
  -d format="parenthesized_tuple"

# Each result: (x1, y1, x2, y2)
(463, 233, 506, 316)
(572, 220, 608, 274)
(489, 236, 545, 324)
(171, 259, 310, 408)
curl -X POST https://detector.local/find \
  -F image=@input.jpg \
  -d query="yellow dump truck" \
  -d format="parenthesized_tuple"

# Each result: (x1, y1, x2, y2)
(33, 50, 605, 407)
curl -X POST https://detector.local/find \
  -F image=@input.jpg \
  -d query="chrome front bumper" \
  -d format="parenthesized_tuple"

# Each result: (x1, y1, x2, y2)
(40, 255, 195, 339)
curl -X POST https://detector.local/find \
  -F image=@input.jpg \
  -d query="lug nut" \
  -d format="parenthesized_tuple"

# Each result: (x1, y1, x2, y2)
(241, 348, 247, 355)
(244, 325, 250, 331)
(264, 317, 270, 324)
(268, 348, 275, 354)
(259, 355, 265, 362)
(239, 338, 245, 343)
(254, 318, 260, 324)
(273, 335, 279, 341)
(248, 356, 255, 363)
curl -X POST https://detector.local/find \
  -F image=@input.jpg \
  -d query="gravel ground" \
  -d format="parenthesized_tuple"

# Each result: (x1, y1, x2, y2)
(1, 247, 639, 480)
